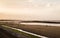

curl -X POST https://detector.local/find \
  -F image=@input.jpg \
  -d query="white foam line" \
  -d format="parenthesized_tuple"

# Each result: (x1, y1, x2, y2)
(1, 25, 48, 38)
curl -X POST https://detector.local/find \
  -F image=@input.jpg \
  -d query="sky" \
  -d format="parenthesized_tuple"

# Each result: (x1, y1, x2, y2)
(0, 0, 60, 20)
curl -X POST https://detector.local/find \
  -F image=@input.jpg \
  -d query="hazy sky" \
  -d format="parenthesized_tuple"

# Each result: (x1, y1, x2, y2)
(0, 0, 60, 20)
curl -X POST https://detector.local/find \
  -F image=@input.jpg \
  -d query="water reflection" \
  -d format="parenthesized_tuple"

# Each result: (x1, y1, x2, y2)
(20, 23, 60, 26)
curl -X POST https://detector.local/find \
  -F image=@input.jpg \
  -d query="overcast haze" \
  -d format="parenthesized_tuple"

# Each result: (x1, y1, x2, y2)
(0, 0, 60, 20)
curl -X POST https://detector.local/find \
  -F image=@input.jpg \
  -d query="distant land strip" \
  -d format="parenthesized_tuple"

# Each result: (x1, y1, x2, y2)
(0, 20, 60, 24)
(21, 21, 60, 24)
